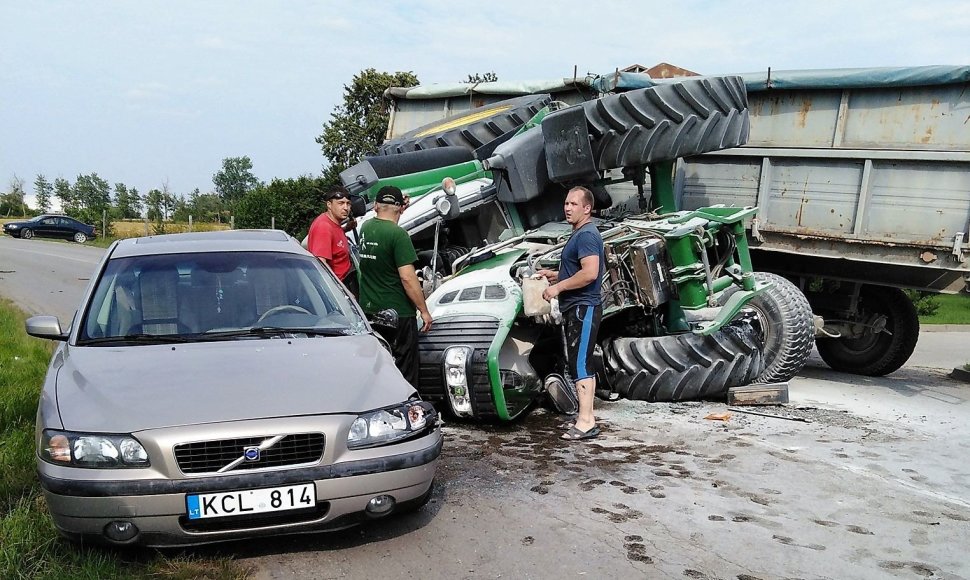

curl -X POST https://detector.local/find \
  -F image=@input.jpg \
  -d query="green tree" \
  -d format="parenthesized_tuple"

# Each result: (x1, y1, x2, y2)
(34, 174, 53, 213)
(160, 182, 177, 220)
(315, 68, 420, 179)
(2, 176, 27, 216)
(185, 189, 224, 222)
(171, 194, 190, 222)
(112, 182, 131, 219)
(72, 173, 112, 235)
(53, 177, 74, 213)
(463, 71, 498, 83)
(73, 173, 110, 209)
(128, 187, 143, 218)
(145, 188, 164, 224)
(213, 156, 260, 207)
(235, 176, 329, 240)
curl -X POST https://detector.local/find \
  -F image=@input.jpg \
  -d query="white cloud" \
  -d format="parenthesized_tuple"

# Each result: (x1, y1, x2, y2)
(197, 35, 229, 49)
(124, 82, 169, 101)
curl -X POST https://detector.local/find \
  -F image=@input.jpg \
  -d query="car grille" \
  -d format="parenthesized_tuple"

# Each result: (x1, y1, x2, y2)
(418, 315, 499, 419)
(174, 433, 325, 474)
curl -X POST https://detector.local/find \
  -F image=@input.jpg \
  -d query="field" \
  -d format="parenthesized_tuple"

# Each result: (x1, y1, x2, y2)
(110, 219, 231, 238)
(0, 299, 248, 580)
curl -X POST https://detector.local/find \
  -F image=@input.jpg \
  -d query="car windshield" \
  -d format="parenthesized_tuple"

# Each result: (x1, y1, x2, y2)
(78, 251, 367, 344)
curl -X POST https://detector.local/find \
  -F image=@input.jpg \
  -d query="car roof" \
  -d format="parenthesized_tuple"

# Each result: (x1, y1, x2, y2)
(109, 229, 307, 258)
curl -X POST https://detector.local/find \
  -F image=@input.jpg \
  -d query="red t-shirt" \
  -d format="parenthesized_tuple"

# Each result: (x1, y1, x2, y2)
(307, 213, 352, 280)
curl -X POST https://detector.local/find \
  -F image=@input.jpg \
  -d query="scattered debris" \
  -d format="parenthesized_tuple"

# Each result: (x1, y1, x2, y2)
(704, 412, 732, 421)
(727, 383, 789, 405)
(727, 407, 810, 423)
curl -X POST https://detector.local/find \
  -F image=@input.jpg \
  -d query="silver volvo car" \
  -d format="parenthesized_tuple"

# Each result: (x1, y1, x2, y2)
(27, 230, 441, 546)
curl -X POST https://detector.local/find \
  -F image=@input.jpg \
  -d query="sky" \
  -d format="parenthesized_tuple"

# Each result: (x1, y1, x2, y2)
(2, 0, 969, 209)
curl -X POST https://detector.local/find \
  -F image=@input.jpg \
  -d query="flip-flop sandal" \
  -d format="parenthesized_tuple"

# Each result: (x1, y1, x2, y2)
(561, 426, 600, 441)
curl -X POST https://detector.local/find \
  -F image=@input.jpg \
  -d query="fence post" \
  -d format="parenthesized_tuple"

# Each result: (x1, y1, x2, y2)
(188, 215, 193, 232)
(102, 210, 106, 239)
(144, 216, 149, 236)
(230, 215, 235, 230)
(271, 217, 275, 230)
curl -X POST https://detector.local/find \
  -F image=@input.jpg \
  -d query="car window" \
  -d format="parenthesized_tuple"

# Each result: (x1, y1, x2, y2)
(78, 251, 366, 343)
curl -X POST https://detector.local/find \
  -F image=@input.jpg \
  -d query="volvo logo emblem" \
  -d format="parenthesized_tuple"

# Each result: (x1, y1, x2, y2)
(243, 446, 261, 462)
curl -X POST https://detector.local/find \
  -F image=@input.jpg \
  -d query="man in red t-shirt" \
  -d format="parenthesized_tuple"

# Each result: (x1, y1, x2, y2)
(308, 187, 359, 298)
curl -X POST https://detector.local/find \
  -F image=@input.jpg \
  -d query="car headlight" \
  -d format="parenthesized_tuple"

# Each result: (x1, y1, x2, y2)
(347, 401, 437, 449)
(8, 224, 18, 229)
(40, 430, 150, 468)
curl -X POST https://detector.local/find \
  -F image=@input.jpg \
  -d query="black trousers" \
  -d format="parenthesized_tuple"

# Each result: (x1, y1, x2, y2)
(341, 272, 359, 301)
(374, 316, 419, 387)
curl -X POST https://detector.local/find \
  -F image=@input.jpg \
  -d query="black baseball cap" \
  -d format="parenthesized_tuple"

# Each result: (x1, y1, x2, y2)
(375, 185, 404, 206)
(325, 187, 351, 201)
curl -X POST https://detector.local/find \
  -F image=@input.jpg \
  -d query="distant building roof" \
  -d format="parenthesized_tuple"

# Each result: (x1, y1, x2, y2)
(622, 63, 700, 78)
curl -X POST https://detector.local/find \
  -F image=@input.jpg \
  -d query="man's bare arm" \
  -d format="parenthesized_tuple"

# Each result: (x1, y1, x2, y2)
(398, 264, 433, 332)
(543, 255, 600, 300)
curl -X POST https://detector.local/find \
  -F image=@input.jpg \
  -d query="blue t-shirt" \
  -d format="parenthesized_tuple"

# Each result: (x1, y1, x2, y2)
(558, 222, 605, 309)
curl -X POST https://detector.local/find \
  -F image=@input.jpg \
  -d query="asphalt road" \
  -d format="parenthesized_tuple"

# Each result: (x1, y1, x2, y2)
(2, 235, 969, 579)
(0, 235, 104, 326)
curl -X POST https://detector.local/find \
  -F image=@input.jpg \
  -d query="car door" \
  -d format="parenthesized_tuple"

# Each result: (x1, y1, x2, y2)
(36, 217, 59, 238)
(59, 217, 80, 239)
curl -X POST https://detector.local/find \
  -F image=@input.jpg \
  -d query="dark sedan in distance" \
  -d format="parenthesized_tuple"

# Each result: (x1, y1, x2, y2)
(3, 214, 96, 243)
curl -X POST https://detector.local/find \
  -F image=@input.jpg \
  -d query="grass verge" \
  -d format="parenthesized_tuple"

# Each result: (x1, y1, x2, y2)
(919, 293, 970, 325)
(0, 299, 251, 580)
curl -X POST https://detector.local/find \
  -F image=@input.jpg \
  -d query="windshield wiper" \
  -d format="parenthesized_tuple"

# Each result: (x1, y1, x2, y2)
(79, 334, 191, 346)
(197, 326, 354, 340)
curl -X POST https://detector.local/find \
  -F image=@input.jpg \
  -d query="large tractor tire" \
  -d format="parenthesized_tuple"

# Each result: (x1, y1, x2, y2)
(379, 94, 552, 156)
(577, 76, 749, 170)
(815, 285, 919, 376)
(721, 272, 815, 383)
(603, 319, 764, 402)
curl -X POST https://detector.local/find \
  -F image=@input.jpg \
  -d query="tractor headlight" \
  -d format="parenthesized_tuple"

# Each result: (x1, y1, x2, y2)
(347, 401, 437, 449)
(40, 430, 150, 468)
(443, 346, 473, 417)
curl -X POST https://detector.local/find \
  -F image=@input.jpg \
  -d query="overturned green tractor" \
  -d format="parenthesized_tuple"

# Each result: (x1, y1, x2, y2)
(340, 75, 815, 420)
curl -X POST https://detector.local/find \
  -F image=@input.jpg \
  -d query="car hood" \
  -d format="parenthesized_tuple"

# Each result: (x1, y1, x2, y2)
(54, 334, 414, 432)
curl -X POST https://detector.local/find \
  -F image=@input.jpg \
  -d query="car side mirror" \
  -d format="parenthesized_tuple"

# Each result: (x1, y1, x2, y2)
(25, 315, 68, 341)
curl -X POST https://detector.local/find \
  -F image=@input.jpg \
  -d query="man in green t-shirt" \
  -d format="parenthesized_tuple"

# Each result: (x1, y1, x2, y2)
(358, 185, 433, 386)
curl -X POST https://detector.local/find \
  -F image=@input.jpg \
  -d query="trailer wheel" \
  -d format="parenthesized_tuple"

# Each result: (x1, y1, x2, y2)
(721, 272, 815, 383)
(816, 285, 919, 376)
(604, 319, 764, 402)
(575, 76, 749, 169)
(379, 94, 552, 156)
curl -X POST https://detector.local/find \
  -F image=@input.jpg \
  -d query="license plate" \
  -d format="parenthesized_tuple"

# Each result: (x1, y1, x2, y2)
(186, 483, 316, 520)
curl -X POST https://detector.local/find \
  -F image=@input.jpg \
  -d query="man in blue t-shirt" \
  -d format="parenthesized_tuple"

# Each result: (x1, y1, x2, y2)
(538, 186, 606, 441)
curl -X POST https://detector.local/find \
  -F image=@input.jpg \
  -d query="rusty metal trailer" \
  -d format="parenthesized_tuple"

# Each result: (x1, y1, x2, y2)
(676, 67, 970, 294)
(672, 68, 970, 375)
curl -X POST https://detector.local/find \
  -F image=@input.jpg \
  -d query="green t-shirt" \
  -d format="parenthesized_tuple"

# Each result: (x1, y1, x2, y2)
(357, 217, 419, 316)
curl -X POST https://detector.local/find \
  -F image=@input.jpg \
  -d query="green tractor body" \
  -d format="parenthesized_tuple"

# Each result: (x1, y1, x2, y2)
(341, 75, 815, 420)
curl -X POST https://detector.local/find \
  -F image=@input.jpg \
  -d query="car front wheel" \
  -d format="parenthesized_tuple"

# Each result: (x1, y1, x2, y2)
(21, 228, 33, 240)
(73, 232, 88, 243)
